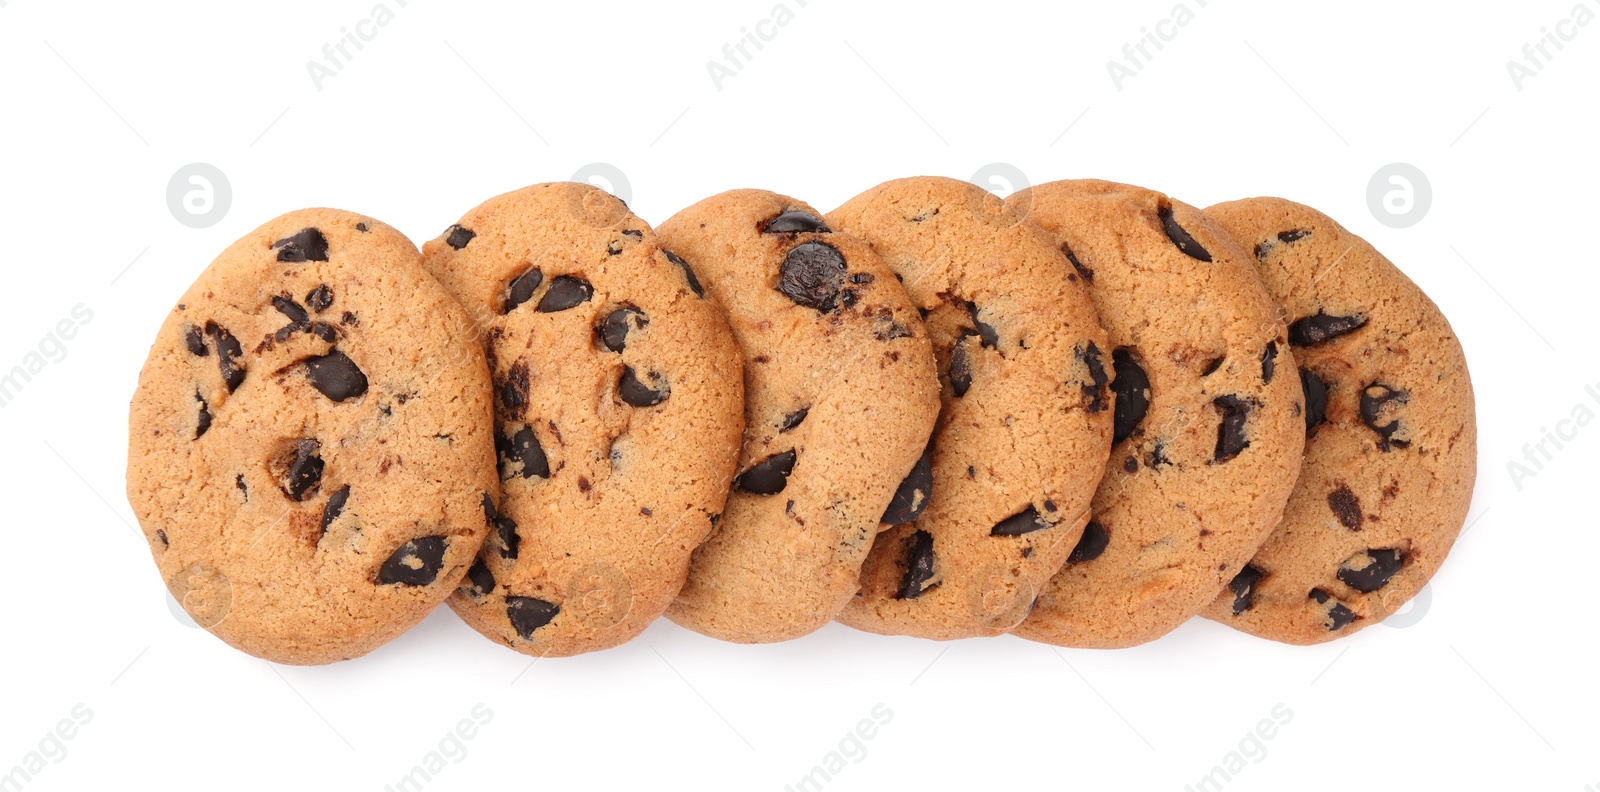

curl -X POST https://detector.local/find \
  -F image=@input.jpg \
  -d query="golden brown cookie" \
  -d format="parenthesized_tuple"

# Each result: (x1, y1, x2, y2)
(1007, 180, 1305, 649)
(658, 190, 940, 643)
(827, 176, 1113, 640)
(423, 183, 744, 658)
(127, 209, 497, 665)
(1200, 197, 1476, 644)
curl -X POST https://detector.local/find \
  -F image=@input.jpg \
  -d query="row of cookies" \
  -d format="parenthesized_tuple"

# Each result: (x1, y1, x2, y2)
(128, 177, 1475, 664)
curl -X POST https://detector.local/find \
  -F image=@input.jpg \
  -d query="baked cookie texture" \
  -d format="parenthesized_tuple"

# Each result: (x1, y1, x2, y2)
(1200, 197, 1476, 644)
(423, 183, 744, 658)
(827, 176, 1113, 640)
(1008, 180, 1305, 649)
(127, 209, 497, 665)
(658, 190, 940, 643)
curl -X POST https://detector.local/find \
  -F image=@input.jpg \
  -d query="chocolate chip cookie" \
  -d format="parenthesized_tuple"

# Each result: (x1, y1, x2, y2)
(657, 191, 940, 643)
(423, 183, 745, 658)
(1199, 197, 1476, 644)
(1007, 181, 1306, 649)
(826, 176, 1113, 639)
(127, 209, 498, 665)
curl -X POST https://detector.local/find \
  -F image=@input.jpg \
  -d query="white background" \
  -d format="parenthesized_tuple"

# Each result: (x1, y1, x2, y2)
(2, 1, 1596, 790)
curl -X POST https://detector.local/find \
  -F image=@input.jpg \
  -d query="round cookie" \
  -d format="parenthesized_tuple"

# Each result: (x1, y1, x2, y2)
(1007, 180, 1306, 649)
(423, 183, 744, 658)
(657, 190, 940, 643)
(127, 209, 497, 665)
(1199, 197, 1476, 644)
(826, 176, 1113, 640)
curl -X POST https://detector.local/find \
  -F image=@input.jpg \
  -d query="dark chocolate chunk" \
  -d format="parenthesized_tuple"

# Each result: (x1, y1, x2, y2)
(1061, 243, 1094, 282)
(305, 350, 368, 402)
(1360, 383, 1410, 451)
(1309, 588, 1358, 630)
(320, 485, 350, 536)
(272, 228, 329, 263)
(495, 516, 520, 559)
(663, 249, 705, 298)
(464, 557, 495, 598)
(499, 363, 529, 412)
(355, 223, 369, 233)
(600, 307, 647, 353)
(481, 492, 497, 522)
(194, 391, 211, 438)
(777, 241, 848, 312)
(880, 443, 933, 525)
(1327, 485, 1363, 530)
(736, 449, 796, 495)
(1068, 519, 1109, 564)
(306, 284, 333, 312)
(896, 529, 938, 600)
(505, 268, 543, 313)
(1301, 368, 1328, 435)
(779, 407, 809, 433)
(1147, 441, 1171, 468)
(507, 596, 560, 638)
(966, 302, 998, 348)
(1212, 395, 1252, 462)
(1202, 356, 1224, 376)
(377, 536, 448, 586)
(618, 367, 669, 407)
(1228, 564, 1265, 615)
(850, 272, 875, 285)
(991, 506, 1051, 537)
(497, 425, 550, 479)
(282, 439, 324, 502)
(1077, 342, 1108, 412)
(446, 224, 476, 250)
(1124, 456, 1138, 473)
(272, 294, 309, 324)
(949, 337, 974, 398)
(204, 322, 246, 391)
(1278, 229, 1311, 244)
(1111, 348, 1151, 444)
(762, 209, 829, 234)
(185, 326, 208, 356)
(1337, 548, 1404, 593)
(1261, 342, 1278, 383)
(156, 530, 168, 548)
(536, 275, 593, 312)
(1158, 205, 1212, 262)
(1289, 311, 1368, 346)
(309, 322, 337, 342)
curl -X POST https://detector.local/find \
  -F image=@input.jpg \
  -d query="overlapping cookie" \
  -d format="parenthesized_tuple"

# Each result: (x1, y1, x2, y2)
(827, 176, 1114, 640)
(1008, 181, 1305, 649)
(1200, 197, 1476, 644)
(127, 210, 497, 665)
(422, 183, 744, 657)
(658, 190, 940, 643)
